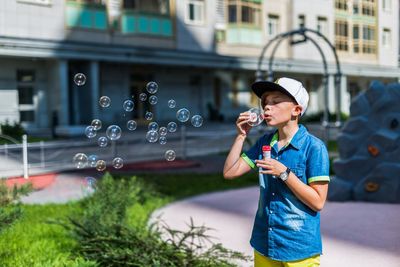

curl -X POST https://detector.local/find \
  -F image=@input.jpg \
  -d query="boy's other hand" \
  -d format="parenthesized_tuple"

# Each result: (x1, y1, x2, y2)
(236, 112, 253, 137)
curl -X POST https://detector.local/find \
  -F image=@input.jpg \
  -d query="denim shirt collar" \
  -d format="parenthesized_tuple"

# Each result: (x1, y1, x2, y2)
(270, 124, 308, 151)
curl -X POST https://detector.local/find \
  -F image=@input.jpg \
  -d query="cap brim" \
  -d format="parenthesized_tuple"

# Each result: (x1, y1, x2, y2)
(251, 81, 297, 103)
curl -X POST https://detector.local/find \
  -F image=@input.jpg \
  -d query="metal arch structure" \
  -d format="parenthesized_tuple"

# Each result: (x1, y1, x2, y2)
(256, 27, 343, 127)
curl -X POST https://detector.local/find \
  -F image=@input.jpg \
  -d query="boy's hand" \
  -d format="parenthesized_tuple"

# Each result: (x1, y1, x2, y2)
(255, 158, 287, 176)
(236, 112, 252, 137)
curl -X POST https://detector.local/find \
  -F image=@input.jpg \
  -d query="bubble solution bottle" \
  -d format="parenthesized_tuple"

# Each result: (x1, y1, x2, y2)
(262, 145, 271, 159)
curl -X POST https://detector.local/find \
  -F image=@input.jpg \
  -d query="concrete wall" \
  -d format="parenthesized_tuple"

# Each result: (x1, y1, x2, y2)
(0, 0, 65, 40)
(377, 0, 399, 67)
(175, 0, 216, 52)
(291, 0, 335, 63)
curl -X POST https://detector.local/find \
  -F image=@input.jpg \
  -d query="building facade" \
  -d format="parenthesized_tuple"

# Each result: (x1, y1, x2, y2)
(0, 0, 398, 136)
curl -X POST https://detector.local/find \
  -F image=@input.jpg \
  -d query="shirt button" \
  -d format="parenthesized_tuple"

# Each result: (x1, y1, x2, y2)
(272, 192, 275, 196)
(269, 210, 273, 214)
(269, 227, 272, 231)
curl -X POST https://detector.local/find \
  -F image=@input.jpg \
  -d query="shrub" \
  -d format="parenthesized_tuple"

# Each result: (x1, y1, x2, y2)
(56, 173, 249, 266)
(0, 181, 31, 233)
(0, 120, 26, 140)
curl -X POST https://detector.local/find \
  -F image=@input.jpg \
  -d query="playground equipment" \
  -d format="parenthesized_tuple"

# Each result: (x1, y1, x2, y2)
(329, 81, 400, 203)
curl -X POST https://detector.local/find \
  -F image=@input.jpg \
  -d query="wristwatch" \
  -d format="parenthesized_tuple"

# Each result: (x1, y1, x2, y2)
(278, 168, 291, 181)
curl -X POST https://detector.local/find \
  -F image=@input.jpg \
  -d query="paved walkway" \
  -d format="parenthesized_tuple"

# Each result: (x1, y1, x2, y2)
(153, 187, 400, 267)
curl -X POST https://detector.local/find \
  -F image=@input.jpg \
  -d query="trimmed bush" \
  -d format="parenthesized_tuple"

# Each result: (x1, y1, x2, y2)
(57, 173, 250, 266)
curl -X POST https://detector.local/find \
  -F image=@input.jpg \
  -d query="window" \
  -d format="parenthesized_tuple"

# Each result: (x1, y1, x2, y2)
(228, 4, 237, 23)
(382, 28, 391, 48)
(20, 111, 35, 122)
(382, 0, 391, 11)
(227, 0, 261, 27)
(298, 15, 305, 28)
(267, 14, 279, 37)
(362, 25, 376, 53)
(17, 70, 35, 123)
(123, 0, 169, 15)
(362, 25, 374, 40)
(353, 25, 360, 53)
(317, 17, 328, 36)
(185, 0, 205, 25)
(17, 0, 52, 5)
(335, 0, 348, 10)
(353, 0, 359, 14)
(335, 20, 348, 51)
(353, 25, 359, 39)
(335, 20, 348, 37)
(18, 86, 34, 105)
(362, 0, 375, 16)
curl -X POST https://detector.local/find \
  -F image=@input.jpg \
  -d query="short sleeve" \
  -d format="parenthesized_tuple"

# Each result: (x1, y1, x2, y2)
(241, 135, 266, 169)
(306, 140, 330, 184)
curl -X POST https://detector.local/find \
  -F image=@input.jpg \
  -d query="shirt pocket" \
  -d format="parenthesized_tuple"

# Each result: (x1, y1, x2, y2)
(290, 164, 307, 183)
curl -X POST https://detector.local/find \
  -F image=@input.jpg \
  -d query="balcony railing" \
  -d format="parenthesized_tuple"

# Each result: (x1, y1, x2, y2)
(66, 1, 107, 30)
(224, 24, 262, 45)
(121, 11, 173, 37)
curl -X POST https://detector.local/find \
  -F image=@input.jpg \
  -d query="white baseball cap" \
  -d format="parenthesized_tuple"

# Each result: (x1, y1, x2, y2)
(251, 77, 309, 116)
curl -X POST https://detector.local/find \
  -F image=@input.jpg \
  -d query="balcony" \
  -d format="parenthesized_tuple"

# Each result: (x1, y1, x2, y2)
(121, 11, 173, 37)
(66, 1, 107, 30)
(225, 24, 262, 45)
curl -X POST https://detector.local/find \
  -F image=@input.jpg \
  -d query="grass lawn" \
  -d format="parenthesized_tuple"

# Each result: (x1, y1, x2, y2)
(0, 172, 257, 266)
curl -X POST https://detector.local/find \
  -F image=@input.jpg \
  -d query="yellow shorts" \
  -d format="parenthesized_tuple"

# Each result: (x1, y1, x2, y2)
(254, 250, 320, 267)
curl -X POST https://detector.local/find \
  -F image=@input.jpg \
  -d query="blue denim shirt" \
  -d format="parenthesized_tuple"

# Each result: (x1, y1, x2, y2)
(241, 125, 330, 261)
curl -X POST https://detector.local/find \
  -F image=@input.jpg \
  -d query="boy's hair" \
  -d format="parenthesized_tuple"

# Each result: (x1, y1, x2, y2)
(251, 77, 309, 116)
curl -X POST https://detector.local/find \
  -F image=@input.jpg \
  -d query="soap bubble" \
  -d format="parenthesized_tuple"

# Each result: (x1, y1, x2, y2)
(146, 81, 158, 94)
(83, 177, 97, 195)
(99, 96, 111, 108)
(159, 136, 167, 145)
(165, 150, 176, 161)
(106, 125, 122, 141)
(176, 108, 190, 122)
(96, 160, 106, 171)
(85, 126, 96, 138)
(127, 120, 137, 131)
(145, 111, 153, 120)
(159, 127, 167, 136)
(123, 100, 134, 112)
(139, 93, 147, 101)
(168, 99, 176, 108)
(149, 95, 158, 105)
(167, 122, 177, 133)
(88, 154, 98, 167)
(112, 157, 124, 169)
(148, 122, 159, 131)
(146, 130, 159, 143)
(84, 177, 96, 188)
(98, 136, 108, 147)
(74, 73, 86, 86)
(73, 153, 88, 169)
(91, 119, 102, 130)
(247, 107, 264, 126)
(191, 115, 203, 127)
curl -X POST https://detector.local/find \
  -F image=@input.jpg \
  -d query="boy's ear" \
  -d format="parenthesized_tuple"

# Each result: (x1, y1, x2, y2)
(292, 105, 302, 117)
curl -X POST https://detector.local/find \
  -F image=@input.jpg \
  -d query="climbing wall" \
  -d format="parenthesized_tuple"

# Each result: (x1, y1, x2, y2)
(329, 81, 400, 203)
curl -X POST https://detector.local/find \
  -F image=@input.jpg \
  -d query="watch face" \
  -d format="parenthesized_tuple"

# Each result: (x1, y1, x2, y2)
(280, 170, 289, 181)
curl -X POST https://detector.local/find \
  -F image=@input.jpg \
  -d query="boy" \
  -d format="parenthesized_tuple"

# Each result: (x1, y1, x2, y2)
(223, 77, 330, 267)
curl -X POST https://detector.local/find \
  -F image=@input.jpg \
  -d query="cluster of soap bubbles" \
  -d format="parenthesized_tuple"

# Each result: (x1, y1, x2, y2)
(73, 152, 123, 171)
(73, 76, 205, 175)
